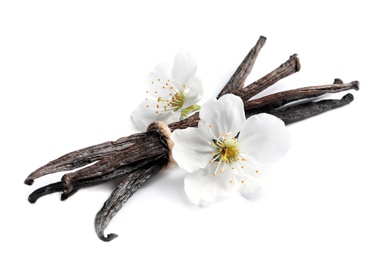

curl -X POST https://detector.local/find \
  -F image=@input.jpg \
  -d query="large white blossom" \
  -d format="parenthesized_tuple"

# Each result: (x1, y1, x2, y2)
(171, 94, 291, 205)
(131, 52, 203, 131)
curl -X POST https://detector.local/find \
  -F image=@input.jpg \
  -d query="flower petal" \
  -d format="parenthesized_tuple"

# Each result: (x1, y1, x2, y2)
(183, 76, 203, 108)
(150, 63, 171, 82)
(220, 166, 241, 193)
(172, 52, 197, 87)
(171, 127, 214, 173)
(130, 101, 177, 131)
(239, 173, 260, 199)
(146, 83, 175, 99)
(146, 63, 176, 99)
(184, 167, 228, 205)
(239, 113, 291, 164)
(198, 94, 245, 137)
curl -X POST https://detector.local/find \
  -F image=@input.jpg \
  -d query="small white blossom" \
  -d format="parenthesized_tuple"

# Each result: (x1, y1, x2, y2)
(131, 52, 203, 131)
(171, 94, 291, 205)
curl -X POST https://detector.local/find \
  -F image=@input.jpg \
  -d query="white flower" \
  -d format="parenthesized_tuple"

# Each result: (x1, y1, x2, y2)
(131, 52, 204, 131)
(171, 94, 291, 205)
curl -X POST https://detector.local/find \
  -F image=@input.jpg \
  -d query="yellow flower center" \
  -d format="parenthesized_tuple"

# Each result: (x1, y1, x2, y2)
(157, 92, 185, 111)
(170, 92, 185, 111)
(217, 141, 239, 164)
(147, 78, 187, 114)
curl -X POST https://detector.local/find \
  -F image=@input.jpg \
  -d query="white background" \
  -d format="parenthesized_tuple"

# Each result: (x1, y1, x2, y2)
(1, 1, 379, 259)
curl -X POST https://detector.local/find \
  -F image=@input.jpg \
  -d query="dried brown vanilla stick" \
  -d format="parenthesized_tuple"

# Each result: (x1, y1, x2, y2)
(244, 80, 359, 115)
(25, 36, 359, 241)
(217, 36, 267, 98)
(237, 54, 301, 101)
(269, 93, 355, 124)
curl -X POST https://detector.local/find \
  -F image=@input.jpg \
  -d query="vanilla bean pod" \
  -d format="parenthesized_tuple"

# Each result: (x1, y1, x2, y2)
(25, 36, 358, 242)
(95, 162, 165, 241)
(24, 132, 147, 185)
(28, 154, 166, 203)
(28, 123, 171, 203)
(217, 36, 267, 98)
(60, 134, 165, 194)
(268, 93, 355, 124)
(94, 121, 173, 241)
(238, 54, 301, 101)
(244, 80, 359, 114)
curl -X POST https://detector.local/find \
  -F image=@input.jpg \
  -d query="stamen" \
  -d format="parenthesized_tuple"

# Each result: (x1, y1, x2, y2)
(208, 127, 222, 144)
(212, 161, 222, 176)
(220, 164, 226, 174)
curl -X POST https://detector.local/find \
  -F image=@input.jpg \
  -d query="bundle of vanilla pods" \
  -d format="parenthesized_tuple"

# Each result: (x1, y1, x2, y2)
(24, 36, 359, 241)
